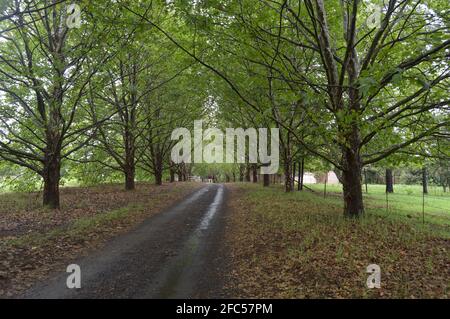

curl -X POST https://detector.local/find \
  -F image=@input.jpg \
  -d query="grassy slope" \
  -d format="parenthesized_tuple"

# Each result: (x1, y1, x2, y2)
(225, 183, 449, 298)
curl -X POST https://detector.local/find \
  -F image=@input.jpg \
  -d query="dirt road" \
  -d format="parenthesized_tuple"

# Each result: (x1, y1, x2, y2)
(22, 184, 229, 299)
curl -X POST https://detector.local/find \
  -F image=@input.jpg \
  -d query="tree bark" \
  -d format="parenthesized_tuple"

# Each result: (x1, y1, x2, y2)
(124, 166, 135, 190)
(154, 157, 163, 186)
(299, 158, 304, 191)
(42, 153, 61, 209)
(284, 159, 293, 192)
(124, 121, 135, 190)
(180, 162, 187, 181)
(122, 114, 136, 190)
(245, 165, 251, 182)
(155, 170, 163, 185)
(292, 162, 296, 189)
(263, 174, 270, 187)
(342, 143, 364, 217)
(386, 169, 394, 193)
(422, 167, 428, 194)
(252, 165, 258, 183)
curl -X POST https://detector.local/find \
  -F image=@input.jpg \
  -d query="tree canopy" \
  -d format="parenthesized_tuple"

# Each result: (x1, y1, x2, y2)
(0, 0, 448, 216)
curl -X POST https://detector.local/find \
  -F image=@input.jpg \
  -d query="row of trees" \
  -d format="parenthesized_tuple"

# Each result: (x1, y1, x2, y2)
(153, 0, 449, 216)
(1, 1, 449, 217)
(0, 1, 207, 208)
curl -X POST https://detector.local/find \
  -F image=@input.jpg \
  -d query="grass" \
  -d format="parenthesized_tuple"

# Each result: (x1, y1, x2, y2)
(0, 182, 200, 248)
(306, 183, 450, 231)
(225, 183, 450, 298)
(6, 203, 145, 247)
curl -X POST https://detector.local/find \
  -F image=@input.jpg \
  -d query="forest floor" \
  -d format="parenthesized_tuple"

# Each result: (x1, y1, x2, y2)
(0, 182, 202, 297)
(224, 183, 449, 298)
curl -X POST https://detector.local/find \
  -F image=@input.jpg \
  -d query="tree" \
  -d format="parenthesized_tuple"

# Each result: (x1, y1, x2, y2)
(146, 0, 450, 216)
(137, 65, 207, 185)
(0, 0, 111, 208)
(86, 9, 178, 190)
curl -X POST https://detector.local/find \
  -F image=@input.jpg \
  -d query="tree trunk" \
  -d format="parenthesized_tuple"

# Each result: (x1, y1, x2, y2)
(422, 167, 428, 194)
(292, 162, 296, 189)
(284, 159, 293, 192)
(154, 158, 163, 186)
(124, 166, 135, 190)
(342, 147, 364, 217)
(181, 162, 187, 181)
(386, 169, 394, 193)
(252, 165, 258, 183)
(245, 165, 251, 182)
(42, 154, 61, 209)
(170, 168, 175, 183)
(123, 122, 136, 190)
(155, 170, 163, 185)
(341, 13, 365, 217)
(299, 158, 304, 191)
(263, 174, 270, 187)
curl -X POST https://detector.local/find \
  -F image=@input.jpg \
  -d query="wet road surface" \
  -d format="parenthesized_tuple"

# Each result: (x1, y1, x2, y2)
(22, 184, 229, 299)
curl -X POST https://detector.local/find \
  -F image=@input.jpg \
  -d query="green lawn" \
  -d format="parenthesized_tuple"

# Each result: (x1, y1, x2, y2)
(305, 183, 450, 233)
